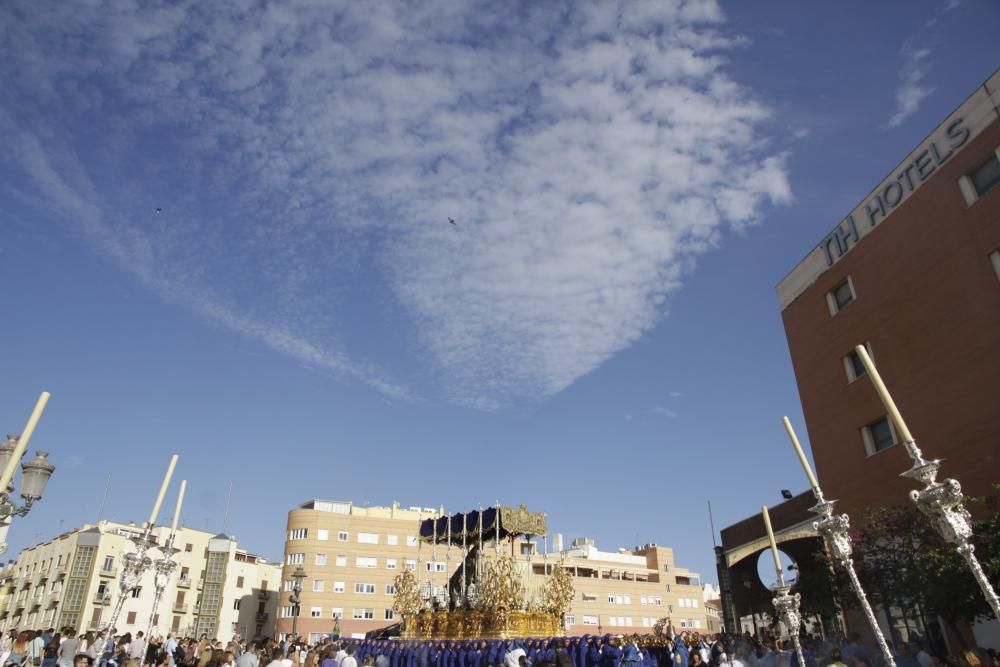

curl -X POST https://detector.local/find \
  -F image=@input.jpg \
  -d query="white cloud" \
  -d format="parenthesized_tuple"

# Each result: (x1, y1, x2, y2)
(0, 0, 791, 407)
(887, 45, 934, 128)
(652, 405, 678, 418)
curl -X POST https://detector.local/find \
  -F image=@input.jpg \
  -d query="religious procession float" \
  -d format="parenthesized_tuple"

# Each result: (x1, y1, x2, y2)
(390, 505, 575, 639)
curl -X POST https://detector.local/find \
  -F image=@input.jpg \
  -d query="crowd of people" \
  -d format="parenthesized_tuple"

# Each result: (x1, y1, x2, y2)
(0, 629, 995, 667)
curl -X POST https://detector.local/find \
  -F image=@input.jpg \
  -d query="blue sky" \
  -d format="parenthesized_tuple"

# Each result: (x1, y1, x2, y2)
(1, 0, 998, 584)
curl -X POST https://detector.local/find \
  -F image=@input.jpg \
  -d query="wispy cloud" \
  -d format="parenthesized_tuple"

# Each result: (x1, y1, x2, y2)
(887, 45, 934, 128)
(885, 0, 964, 129)
(0, 0, 791, 407)
(652, 405, 678, 418)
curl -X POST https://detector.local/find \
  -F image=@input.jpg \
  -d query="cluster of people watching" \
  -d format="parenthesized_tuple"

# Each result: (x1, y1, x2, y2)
(0, 629, 995, 667)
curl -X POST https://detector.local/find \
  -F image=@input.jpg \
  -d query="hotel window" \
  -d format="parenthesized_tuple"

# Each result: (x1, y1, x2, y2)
(338, 532, 349, 542)
(959, 150, 1000, 205)
(384, 609, 395, 620)
(316, 554, 327, 566)
(331, 608, 343, 619)
(356, 557, 378, 569)
(386, 559, 397, 570)
(310, 607, 322, 618)
(313, 580, 325, 592)
(990, 250, 1000, 283)
(385, 583, 396, 595)
(583, 616, 598, 625)
(352, 608, 375, 620)
(335, 555, 347, 567)
(862, 416, 897, 455)
(334, 581, 345, 593)
(843, 343, 872, 383)
(317, 529, 329, 541)
(358, 533, 379, 545)
(387, 535, 399, 546)
(289, 528, 308, 540)
(826, 276, 855, 315)
(355, 582, 376, 594)
(287, 553, 305, 565)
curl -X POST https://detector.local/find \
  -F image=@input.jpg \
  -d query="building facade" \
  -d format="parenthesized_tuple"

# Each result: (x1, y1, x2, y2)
(0, 521, 279, 641)
(777, 69, 1000, 521)
(776, 70, 1000, 646)
(278, 500, 708, 640)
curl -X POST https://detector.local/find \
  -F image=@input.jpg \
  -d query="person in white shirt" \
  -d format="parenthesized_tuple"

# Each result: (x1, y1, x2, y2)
(338, 646, 357, 667)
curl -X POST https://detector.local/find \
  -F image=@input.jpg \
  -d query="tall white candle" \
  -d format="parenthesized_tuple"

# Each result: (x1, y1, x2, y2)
(782, 416, 819, 492)
(0, 392, 51, 494)
(855, 345, 914, 442)
(148, 454, 179, 527)
(171, 480, 187, 535)
(762, 506, 783, 581)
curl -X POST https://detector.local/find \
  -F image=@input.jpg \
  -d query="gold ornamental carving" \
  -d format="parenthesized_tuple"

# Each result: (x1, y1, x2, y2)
(392, 568, 422, 626)
(500, 505, 547, 537)
(542, 562, 574, 619)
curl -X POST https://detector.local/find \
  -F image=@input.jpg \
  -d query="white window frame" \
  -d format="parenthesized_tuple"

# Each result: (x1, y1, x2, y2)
(826, 275, 856, 316)
(583, 616, 598, 626)
(310, 606, 322, 618)
(317, 529, 329, 541)
(338, 531, 349, 542)
(289, 528, 308, 541)
(334, 581, 345, 593)
(843, 342, 874, 383)
(355, 557, 378, 569)
(384, 609, 395, 620)
(959, 148, 1000, 206)
(385, 583, 396, 595)
(331, 607, 343, 619)
(335, 555, 347, 567)
(358, 532, 379, 545)
(406, 535, 418, 547)
(386, 559, 397, 570)
(387, 535, 399, 546)
(862, 415, 898, 456)
(404, 559, 417, 571)
(312, 580, 325, 592)
(352, 608, 374, 620)
(354, 582, 376, 594)
(286, 553, 305, 565)
(315, 554, 328, 566)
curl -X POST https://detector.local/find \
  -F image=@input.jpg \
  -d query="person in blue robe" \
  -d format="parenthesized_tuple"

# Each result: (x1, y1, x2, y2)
(586, 639, 602, 667)
(486, 641, 500, 667)
(621, 642, 642, 667)
(672, 635, 689, 667)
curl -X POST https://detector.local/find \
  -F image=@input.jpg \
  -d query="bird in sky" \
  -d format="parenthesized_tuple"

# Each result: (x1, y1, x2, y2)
(448, 217, 456, 225)
(155, 207, 163, 213)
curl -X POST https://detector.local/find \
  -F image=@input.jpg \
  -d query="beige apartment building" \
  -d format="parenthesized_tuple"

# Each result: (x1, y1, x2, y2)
(277, 500, 709, 640)
(1, 520, 280, 641)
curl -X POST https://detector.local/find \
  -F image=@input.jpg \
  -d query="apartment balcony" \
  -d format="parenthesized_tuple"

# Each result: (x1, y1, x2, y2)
(177, 576, 192, 588)
(255, 612, 269, 622)
(172, 602, 189, 613)
(88, 620, 103, 630)
(93, 593, 112, 605)
(98, 567, 118, 578)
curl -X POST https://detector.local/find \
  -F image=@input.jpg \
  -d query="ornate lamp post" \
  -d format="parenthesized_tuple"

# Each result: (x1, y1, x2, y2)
(855, 346, 1000, 619)
(762, 507, 806, 667)
(147, 480, 186, 639)
(782, 417, 896, 667)
(289, 565, 306, 642)
(93, 456, 180, 658)
(0, 392, 55, 555)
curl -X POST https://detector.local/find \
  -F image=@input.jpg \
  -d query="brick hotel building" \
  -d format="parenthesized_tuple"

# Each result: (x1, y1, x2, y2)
(775, 70, 1000, 645)
(277, 500, 709, 641)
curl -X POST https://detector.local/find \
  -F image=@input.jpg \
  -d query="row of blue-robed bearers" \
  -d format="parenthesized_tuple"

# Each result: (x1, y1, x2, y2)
(324, 635, 695, 667)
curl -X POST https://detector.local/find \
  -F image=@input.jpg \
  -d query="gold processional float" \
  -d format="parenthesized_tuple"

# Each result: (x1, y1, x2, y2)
(390, 505, 575, 639)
